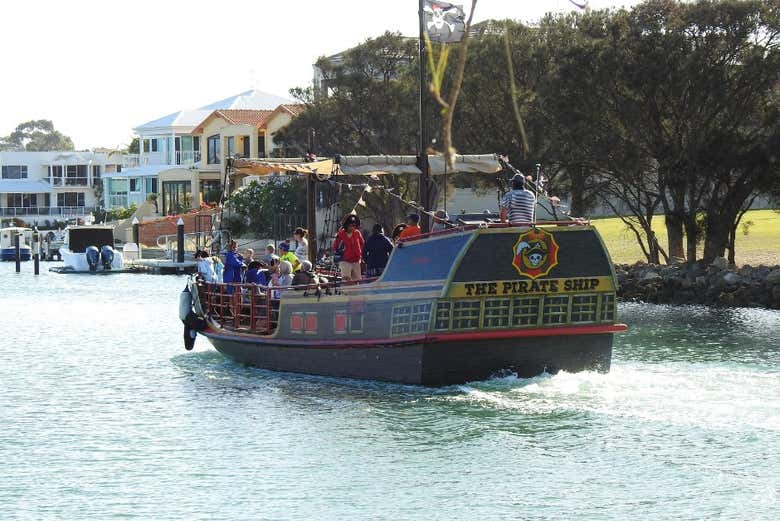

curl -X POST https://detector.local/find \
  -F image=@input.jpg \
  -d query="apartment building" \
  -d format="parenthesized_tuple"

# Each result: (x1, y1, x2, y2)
(0, 151, 122, 224)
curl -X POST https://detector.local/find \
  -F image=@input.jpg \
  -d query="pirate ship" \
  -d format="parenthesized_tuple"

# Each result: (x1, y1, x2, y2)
(179, 155, 625, 385)
(177, 1, 626, 385)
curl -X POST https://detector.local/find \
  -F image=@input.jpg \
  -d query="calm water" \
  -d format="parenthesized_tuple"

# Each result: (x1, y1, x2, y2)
(1, 262, 778, 520)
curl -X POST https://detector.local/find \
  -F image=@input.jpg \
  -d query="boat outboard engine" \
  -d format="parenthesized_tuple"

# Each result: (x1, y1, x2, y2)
(180, 285, 206, 351)
(85, 245, 100, 272)
(100, 245, 115, 270)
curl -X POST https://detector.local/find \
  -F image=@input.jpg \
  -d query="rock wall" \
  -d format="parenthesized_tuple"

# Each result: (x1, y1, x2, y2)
(616, 259, 780, 309)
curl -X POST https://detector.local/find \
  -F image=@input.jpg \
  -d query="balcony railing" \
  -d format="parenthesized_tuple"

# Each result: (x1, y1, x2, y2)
(176, 150, 201, 166)
(0, 206, 96, 217)
(120, 151, 200, 168)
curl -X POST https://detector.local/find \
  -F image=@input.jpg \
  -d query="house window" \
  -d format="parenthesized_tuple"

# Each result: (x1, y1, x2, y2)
(145, 177, 158, 194)
(65, 165, 88, 186)
(92, 165, 101, 179)
(201, 180, 221, 203)
(207, 135, 220, 164)
(2, 165, 28, 179)
(57, 192, 85, 207)
(49, 165, 63, 184)
(258, 134, 266, 157)
(161, 180, 192, 215)
(7, 193, 37, 207)
(242, 136, 250, 158)
(144, 138, 159, 153)
(129, 178, 141, 192)
(193, 136, 200, 152)
(225, 136, 235, 158)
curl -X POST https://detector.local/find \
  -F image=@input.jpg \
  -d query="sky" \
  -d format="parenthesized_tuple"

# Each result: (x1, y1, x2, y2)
(0, 0, 642, 150)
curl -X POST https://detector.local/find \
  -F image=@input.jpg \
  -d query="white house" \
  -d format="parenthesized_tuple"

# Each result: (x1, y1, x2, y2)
(0, 151, 122, 224)
(104, 89, 292, 211)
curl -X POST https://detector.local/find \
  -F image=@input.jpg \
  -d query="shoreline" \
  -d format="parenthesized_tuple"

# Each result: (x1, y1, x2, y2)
(615, 260, 780, 310)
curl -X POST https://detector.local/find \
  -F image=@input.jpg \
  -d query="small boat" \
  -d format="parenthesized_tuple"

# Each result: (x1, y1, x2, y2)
(183, 220, 626, 386)
(57, 225, 123, 272)
(1, 227, 32, 261)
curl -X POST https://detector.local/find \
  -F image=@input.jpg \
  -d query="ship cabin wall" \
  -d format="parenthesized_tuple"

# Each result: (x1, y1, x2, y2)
(273, 226, 618, 342)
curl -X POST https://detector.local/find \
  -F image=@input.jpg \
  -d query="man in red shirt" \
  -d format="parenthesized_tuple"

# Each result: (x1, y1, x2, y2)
(397, 214, 422, 242)
(333, 214, 365, 281)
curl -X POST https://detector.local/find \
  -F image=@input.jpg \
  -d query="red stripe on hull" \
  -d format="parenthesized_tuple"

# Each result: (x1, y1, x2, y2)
(203, 323, 627, 349)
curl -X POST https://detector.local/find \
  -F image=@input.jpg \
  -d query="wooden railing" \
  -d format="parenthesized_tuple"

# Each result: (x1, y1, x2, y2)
(196, 276, 376, 335)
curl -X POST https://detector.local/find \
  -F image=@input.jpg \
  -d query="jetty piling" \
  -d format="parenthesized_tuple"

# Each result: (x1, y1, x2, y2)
(132, 217, 140, 259)
(14, 232, 20, 273)
(176, 218, 185, 264)
(33, 227, 40, 275)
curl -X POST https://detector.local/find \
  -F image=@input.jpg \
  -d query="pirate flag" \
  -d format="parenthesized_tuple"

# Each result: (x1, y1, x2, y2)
(423, 0, 466, 43)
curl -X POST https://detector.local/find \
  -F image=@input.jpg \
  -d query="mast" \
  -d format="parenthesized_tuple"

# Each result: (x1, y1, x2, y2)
(418, 0, 431, 231)
(307, 128, 318, 261)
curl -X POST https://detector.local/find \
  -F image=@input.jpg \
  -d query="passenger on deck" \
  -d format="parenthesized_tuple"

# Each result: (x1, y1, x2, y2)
(500, 173, 536, 224)
(223, 240, 245, 285)
(333, 214, 365, 281)
(245, 260, 264, 285)
(213, 255, 224, 283)
(243, 248, 255, 262)
(292, 260, 318, 288)
(391, 223, 407, 242)
(363, 224, 393, 277)
(269, 260, 293, 299)
(397, 214, 422, 241)
(196, 250, 217, 283)
(293, 227, 308, 262)
(278, 242, 301, 272)
(432, 209, 450, 232)
(262, 244, 276, 266)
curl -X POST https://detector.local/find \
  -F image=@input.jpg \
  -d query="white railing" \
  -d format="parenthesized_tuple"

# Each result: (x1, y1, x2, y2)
(176, 150, 201, 166)
(156, 231, 210, 259)
(0, 206, 96, 217)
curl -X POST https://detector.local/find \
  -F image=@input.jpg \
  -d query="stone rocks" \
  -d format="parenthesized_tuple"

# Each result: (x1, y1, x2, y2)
(615, 260, 780, 309)
(767, 269, 780, 285)
(711, 257, 728, 269)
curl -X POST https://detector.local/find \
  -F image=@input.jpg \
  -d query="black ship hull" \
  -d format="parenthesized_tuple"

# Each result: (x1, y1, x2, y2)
(202, 329, 614, 386)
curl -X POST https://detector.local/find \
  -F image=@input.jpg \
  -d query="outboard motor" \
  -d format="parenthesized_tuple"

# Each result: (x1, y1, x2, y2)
(100, 245, 115, 270)
(180, 285, 206, 351)
(85, 245, 100, 272)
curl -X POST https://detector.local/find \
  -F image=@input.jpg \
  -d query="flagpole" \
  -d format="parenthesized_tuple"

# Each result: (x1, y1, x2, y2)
(418, 0, 431, 229)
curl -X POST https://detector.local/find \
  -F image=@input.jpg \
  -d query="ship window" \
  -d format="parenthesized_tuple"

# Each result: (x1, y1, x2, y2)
(511, 296, 541, 326)
(542, 295, 570, 325)
(334, 312, 348, 334)
(434, 301, 451, 331)
(349, 312, 364, 334)
(571, 294, 598, 323)
(391, 304, 412, 336)
(304, 313, 318, 334)
(452, 300, 481, 330)
(410, 303, 432, 333)
(483, 298, 510, 328)
(290, 313, 303, 333)
(600, 293, 615, 322)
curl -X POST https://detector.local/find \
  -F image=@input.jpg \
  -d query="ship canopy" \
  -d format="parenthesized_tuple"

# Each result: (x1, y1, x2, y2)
(230, 154, 501, 178)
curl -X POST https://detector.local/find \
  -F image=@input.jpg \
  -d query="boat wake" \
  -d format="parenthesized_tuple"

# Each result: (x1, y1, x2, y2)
(450, 362, 780, 432)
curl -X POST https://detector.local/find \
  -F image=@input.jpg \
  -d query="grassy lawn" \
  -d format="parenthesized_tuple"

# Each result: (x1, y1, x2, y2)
(590, 209, 780, 266)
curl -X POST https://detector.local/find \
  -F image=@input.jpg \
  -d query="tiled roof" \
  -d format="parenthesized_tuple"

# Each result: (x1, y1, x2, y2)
(215, 109, 275, 127)
(279, 103, 306, 116)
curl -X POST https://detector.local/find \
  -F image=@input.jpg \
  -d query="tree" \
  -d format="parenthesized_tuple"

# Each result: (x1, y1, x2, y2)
(0, 119, 74, 151)
(227, 177, 307, 237)
(127, 137, 140, 154)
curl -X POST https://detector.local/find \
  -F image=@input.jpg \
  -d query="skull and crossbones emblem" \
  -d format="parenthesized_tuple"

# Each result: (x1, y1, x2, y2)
(424, 2, 460, 34)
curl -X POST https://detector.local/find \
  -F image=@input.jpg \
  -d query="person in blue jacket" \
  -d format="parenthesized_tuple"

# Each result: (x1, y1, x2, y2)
(223, 240, 245, 292)
(362, 224, 394, 277)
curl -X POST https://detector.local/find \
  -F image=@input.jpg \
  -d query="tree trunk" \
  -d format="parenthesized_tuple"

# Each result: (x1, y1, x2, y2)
(684, 215, 698, 264)
(702, 212, 733, 264)
(569, 167, 586, 217)
(665, 211, 685, 260)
